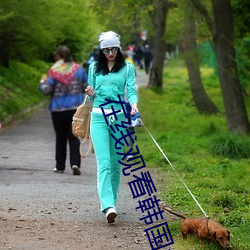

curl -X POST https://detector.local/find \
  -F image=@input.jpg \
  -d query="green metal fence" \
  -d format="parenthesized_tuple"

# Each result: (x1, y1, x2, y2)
(198, 39, 250, 95)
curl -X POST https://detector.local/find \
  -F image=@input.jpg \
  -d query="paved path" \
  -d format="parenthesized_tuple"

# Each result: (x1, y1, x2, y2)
(135, 69, 149, 88)
(0, 71, 170, 250)
(0, 69, 149, 221)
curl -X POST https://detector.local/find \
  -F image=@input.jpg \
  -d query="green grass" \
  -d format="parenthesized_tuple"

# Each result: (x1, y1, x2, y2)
(0, 60, 50, 123)
(1, 57, 249, 249)
(134, 58, 250, 249)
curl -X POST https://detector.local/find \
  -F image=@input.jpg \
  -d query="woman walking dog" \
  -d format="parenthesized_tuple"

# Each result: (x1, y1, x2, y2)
(85, 31, 138, 223)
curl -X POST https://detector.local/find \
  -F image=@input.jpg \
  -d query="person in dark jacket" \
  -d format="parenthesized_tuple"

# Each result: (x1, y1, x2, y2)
(143, 44, 152, 74)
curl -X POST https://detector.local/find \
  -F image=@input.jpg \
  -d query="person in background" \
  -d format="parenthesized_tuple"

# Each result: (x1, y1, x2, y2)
(85, 46, 99, 72)
(88, 46, 99, 64)
(123, 51, 136, 76)
(143, 44, 153, 74)
(39, 45, 88, 175)
(85, 31, 138, 223)
(134, 44, 144, 69)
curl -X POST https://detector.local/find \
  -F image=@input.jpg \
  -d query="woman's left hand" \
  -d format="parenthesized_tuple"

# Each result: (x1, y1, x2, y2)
(131, 103, 138, 116)
(85, 86, 96, 97)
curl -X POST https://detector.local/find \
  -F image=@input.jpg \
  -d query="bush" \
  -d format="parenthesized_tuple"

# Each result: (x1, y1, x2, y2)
(210, 192, 237, 209)
(0, 60, 49, 123)
(210, 135, 250, 159)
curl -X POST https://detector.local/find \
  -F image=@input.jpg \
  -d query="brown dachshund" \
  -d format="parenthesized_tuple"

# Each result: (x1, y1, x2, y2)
(162, 206, 231, 249)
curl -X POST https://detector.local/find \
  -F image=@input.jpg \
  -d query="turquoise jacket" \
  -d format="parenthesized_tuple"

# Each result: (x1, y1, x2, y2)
(87, 62, 138, 110)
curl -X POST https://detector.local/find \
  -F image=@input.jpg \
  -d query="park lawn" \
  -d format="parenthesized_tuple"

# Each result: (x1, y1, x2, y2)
(135, 58, 250, 250)
(1, 57, 249, 249)
(0, 60, 50, 123)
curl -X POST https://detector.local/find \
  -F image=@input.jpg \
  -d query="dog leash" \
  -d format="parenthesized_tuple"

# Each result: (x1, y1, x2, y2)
(139, 118, 209, 218)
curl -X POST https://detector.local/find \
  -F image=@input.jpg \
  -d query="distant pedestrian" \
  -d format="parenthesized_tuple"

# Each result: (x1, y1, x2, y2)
(86, 46, 99, 71)
(134, 45, 144, 69)
(143, 44, 152, 74)
(39, 45, 88, 175)
(85, 31, 138, 223)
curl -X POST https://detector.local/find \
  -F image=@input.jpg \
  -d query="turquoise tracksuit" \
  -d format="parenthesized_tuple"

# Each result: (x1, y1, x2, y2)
(88, 62, 137, 212)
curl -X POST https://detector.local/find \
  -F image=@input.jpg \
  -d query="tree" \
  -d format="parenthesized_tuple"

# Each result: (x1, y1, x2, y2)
(0, 0, 98, 66)
(184, 1, 218, 114)
(232, 0, 250, 40)
(148, 0, 177, 89)
(232, 0, 250, 96)
(0, 0, 58, 66)
(91, 0, 155, 48)
(191, 0, 250, 134)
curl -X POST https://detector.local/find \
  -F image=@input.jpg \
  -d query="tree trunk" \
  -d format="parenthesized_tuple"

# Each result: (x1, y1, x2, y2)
(191, 0, 250, 134)
(212, 0, 250, 134)
(147, 0, 168, 89)
(184, 4, 218, 114)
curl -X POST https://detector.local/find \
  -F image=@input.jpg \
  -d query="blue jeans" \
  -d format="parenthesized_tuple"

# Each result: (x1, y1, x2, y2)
(90, 111, 127, 212)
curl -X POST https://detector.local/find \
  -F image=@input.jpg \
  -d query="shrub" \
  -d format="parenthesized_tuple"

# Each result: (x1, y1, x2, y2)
(210, 135, 250, 159)
(210, 192, 237, 209)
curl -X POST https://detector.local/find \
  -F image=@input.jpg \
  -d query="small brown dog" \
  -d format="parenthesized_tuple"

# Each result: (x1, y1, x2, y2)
(162, 206, 231, 249)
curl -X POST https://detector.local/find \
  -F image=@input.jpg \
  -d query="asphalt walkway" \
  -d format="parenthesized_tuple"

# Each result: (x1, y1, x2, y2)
(0, 70, 165, 250)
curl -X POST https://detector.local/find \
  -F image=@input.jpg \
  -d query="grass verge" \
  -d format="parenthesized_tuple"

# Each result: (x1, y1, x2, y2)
(134, 58, 250, 250)
(0, 60, 50, 125)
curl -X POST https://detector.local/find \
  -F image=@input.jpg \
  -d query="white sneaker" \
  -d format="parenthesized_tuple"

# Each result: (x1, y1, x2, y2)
(72, 165, 81, 175)
(53, 168, 64, 173)
(105, 207, 117, 223)
(127, 155, 133, 160)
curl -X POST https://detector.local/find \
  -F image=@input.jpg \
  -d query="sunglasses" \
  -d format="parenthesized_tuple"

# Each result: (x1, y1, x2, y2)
(102, 47, 119, 55)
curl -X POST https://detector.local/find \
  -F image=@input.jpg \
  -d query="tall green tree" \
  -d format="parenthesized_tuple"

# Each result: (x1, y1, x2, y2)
(91, 0, 155, 47)
(148, 0, 177, 89)
(183, 1, 218, 114)
(232, 0, 250, 39)
(0, 0, 58, 66)
(191, 0, 250, 134)
(232, 0, 250, 95)
(0, 0, 98, 67)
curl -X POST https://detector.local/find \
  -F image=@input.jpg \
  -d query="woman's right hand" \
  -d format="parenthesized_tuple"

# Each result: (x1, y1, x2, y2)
(85, 86, 95, 97)
(131, 103, 138, 116)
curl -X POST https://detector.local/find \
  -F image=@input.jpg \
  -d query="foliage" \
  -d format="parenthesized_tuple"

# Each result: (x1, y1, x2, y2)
(165, 1, 184, 44)
(232, 0, 250, 95)
(210, 134, 250, 159)
(134, 58, 250, 249)
(0, 60, 49, 122)
(232, 0, 250, 39)
(92, 0, 155, 46)
(164, 0, 213, 46)
(0, 0, 100, 66)
(236, 37, 250, 95)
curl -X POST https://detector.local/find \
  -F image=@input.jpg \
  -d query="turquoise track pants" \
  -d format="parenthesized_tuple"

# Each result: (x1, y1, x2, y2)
(90, 111, 127, 212)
